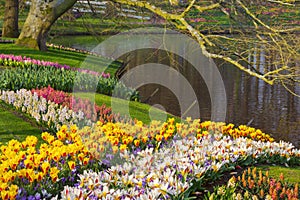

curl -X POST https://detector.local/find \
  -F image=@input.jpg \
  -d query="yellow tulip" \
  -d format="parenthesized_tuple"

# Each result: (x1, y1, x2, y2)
(61, 125, 68, 133)
(70, 125, 78, 134)
(68, 161, 76, 170)
(24, 159, 33, 169)
(41, 132, 51, 141)
(134, 139, 140, 147)
(0, 182, 8, 191)
(141, 136, 148, 143)
(36, 172, 43, 182)
(41, 162, 50, 174)
(77, 153, 85, 162)
(1, 190, 9, 200)
(112, 146, 119, 154)
(50, 167, 59, 182)
(52, 152, 61, 162)
(155, 134, 163, 142)
(119, 144, 127, 152)
(8, 185, 18, 199)
(83, 158, 89, 165)
(26, 169, 35, 183)
(56, 131, 65, 141)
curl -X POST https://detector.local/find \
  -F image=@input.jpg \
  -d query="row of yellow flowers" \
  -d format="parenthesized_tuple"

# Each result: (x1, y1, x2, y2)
(0, 118, 277, 199)
(77, 118, 274, 160)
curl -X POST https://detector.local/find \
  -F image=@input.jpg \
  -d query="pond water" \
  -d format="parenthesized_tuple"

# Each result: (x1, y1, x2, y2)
(50, 35, 300, 148)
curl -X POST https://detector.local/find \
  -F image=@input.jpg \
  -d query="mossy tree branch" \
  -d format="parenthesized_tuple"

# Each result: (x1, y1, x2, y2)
(111, 0, 299, 95)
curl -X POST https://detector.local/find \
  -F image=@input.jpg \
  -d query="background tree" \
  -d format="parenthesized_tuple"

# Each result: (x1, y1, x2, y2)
(110, 0, 300, 95)
(2, 0, 19, 38)
(16, 0, 77, 50)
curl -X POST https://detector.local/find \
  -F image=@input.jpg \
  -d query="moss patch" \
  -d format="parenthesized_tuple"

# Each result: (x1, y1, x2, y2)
(15, 37, 39, 50)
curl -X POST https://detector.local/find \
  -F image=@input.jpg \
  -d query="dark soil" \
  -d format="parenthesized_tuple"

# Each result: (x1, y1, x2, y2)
(191, 165, 246, 199)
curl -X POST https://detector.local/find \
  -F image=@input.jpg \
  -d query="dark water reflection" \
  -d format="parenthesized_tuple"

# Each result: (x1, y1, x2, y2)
(120, 49, 300, 148)
(220, 62, 300, 148)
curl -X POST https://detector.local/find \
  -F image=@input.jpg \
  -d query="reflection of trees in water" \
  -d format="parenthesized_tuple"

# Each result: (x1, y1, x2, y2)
(222, 46, 300, 147)
(121, 44, 299, 147)
(121, 48, 211, 119)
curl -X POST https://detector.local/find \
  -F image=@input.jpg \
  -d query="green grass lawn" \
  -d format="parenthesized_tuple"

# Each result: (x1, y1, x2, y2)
(75, 92, 179, 124)
(0, 102, 43, 145)
(257, 165, 300, 184)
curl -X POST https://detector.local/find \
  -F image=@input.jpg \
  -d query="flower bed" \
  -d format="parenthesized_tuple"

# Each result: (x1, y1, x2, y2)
(31, 86, 122, 124)
(1, 86, 299, 199)
(0, 54, 103, 76)
(0, 126, 97, 199)
(207, 167, 299, 200)
(46, 43, 117, 61)
(0, 88, 89, 132)
(1, 122, 298, 199)
(0, 54, 140, 101)
(56, 134, 300, 199)
(75, 117, 275, 164)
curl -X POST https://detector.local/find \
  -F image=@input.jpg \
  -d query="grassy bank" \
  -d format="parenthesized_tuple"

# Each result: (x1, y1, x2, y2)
(0, 43, 121, 75)
(0, 90, 175, 144)
(0, 102, 42, 145)
(257, 165, 300, 184)
(0, 42, 176, 138)
(75, 92, 177, 124)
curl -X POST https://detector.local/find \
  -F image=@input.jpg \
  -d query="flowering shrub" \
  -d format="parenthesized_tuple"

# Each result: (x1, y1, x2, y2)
(0, 125, 97, 199)
(206, 167, 299, 200)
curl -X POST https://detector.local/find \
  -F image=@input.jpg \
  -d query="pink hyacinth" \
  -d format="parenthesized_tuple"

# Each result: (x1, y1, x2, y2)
(0, 53, 111, 77)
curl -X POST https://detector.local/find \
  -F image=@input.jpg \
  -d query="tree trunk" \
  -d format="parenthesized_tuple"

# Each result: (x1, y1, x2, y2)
(2, 0, 19, 38)
(16, 0, 77, 51)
